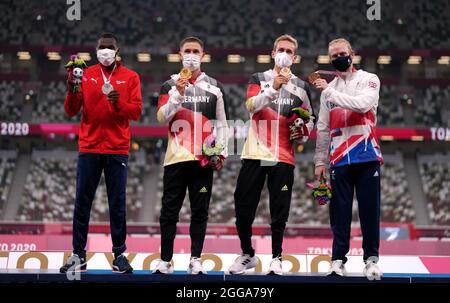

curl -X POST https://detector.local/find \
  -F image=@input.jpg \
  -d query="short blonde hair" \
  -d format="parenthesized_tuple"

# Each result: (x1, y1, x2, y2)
(273, 34, 298, 51)
(328, 38, 354, 54)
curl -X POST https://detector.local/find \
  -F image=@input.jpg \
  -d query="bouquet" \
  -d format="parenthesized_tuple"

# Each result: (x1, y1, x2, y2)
(307, 174, 332, 206)
(65, 54, 88, 93)
(200, 136, 224, 167)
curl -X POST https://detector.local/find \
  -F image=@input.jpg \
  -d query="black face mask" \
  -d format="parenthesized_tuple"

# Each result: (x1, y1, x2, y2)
(332, 55, 352, 72)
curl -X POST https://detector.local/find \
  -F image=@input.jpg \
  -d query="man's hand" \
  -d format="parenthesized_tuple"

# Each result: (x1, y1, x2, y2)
(107, 90, 120, 105)
(315, 165, 327, 181)
(66, 79, 75, 92)
(66, 68, 75, 92)
(176, 78, 189, 95)
(273, 75, 289, 90)
(289, 128, 304, 141)
(209, 156, 224, 171)
(313, 79, 328, 91)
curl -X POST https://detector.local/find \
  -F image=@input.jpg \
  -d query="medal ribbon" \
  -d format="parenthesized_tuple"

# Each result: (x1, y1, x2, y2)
(100, 63, 117, 86)
(316, 70, 351, 77)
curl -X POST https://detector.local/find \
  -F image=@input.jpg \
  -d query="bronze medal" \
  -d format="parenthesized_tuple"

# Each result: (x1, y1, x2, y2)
(280, 67, 292, 79)
(308, 72, 321, 84)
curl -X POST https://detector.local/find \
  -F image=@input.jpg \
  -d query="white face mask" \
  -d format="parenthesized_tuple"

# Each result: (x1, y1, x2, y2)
(97, 48, 116, 66)
(274, 51, 293, 68)
(182, 54, 201, 71)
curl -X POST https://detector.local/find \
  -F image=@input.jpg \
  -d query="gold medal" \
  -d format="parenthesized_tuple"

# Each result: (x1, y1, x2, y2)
(308, 72, 321, 84)
(280, 67, 292, 79)
(179, 67, 192, 80)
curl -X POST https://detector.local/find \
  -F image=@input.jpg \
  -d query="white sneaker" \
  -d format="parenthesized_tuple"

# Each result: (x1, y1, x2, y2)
(228, 254, 258, 274)
(153, 259, 174, 274)
(267, 257, 283, 275)
(327, 260, 347, 276)
(187, 257, 207, 275)
(363, 257, 383, 280)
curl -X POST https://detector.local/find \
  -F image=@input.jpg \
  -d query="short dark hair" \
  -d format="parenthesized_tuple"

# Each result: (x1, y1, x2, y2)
(99, 32, 119, 44)
(179, 36, 204, 50)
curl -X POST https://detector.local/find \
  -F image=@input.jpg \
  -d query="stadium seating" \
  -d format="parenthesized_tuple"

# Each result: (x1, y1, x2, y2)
(32, 81, 80, 123)
(0, 151, 17, 217)
(16, 150, 147, 222)
(1, 0, 449, 50)
(414, 86, 450, 127)
(377, 85, 406, 126)
(0, 81, 22, 122)
(419, 155, 450, 225)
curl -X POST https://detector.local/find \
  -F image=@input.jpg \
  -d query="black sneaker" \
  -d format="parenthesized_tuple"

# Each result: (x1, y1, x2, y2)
(112, 255, 133, 273)
(60, 254, 87, 273)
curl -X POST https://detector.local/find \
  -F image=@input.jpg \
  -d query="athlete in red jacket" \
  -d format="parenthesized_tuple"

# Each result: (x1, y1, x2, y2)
(60, 33, 141, 274)
(64, 49, 141, 154)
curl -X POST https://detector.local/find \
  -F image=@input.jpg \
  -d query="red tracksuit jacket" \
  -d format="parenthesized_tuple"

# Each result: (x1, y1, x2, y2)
(64, 61, 142, 155)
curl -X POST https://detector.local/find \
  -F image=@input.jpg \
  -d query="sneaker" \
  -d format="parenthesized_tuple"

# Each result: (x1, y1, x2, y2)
(363, 257, 383, 280)
(228, 254, 258, 275)
(187, 257, 207, 275)
(59, 254, 87, 273)
(267, 256, 283, 275)
(153, 259, 174, 274)
(112, 254, 133, 273)
(327, 260, 347, 276)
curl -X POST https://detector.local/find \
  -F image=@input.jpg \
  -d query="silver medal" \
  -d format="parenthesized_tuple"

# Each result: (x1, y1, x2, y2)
(102, 82, 114, 95)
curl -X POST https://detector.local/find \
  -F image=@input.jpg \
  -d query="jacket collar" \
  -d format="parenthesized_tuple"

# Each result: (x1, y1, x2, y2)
(98, 60, 121, 74)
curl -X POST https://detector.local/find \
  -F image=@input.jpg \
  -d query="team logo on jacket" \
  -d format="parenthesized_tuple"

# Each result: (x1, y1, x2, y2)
(330, 128, 342, 137)
(327, 101, 338, 110)
(183, 96, 211, 103)
(272, 98, 294, 106)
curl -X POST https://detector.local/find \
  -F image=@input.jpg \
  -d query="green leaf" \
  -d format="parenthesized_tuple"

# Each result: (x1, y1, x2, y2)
(291, 107, 311, 120)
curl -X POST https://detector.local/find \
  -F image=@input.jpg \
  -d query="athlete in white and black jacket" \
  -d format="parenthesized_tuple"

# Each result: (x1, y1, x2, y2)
(155, 37, 228, 275)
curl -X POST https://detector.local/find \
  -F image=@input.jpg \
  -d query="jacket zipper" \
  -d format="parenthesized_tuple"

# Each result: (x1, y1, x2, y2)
(275, 97, 281, 162)
(101, 67, 115, 153)
(193, 84, 197, 160)
(345, 109, 351, 165)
